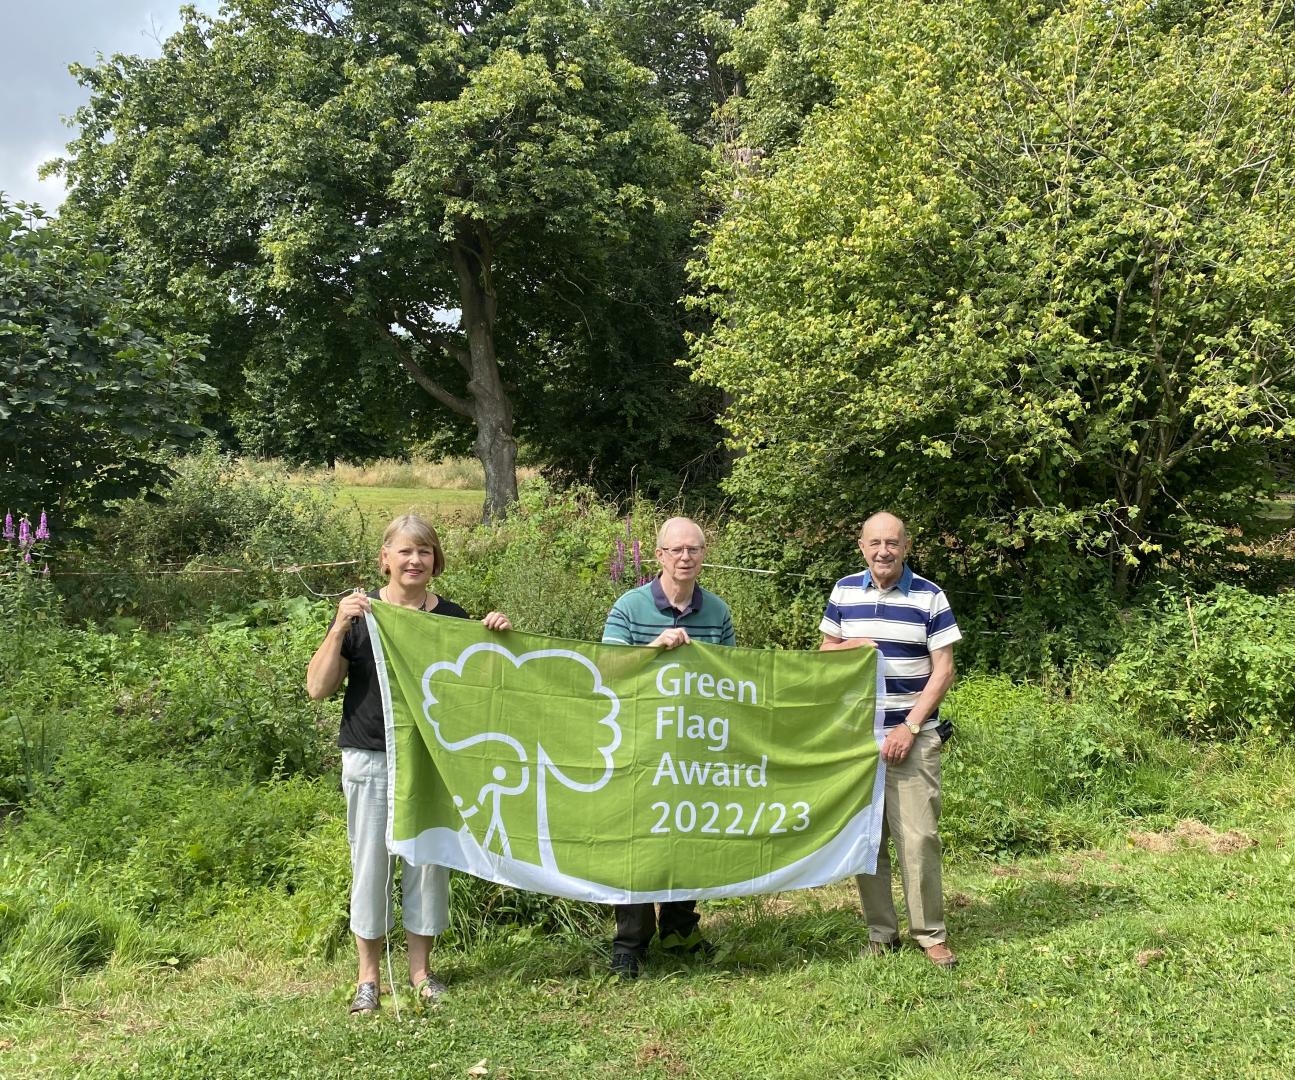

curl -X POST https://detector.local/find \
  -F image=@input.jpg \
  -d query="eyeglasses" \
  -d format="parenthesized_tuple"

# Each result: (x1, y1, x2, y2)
(661, 545, 705, 557)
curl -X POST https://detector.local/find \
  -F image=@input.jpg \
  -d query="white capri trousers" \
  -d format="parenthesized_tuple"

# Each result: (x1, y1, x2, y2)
(342, 747, 450, 940)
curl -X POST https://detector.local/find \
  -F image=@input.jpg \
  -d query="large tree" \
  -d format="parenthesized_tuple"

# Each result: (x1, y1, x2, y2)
(57, 0, 707, 518)
(693, 0, 1295, 595)
(0, 199, 213, 521)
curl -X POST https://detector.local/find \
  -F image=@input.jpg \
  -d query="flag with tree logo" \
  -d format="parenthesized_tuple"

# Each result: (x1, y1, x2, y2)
(369, 604, 887, 902)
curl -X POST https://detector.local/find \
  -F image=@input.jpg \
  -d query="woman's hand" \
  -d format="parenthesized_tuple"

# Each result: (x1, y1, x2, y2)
(333, 589, 372, 630)
(482, 611, 512, 632)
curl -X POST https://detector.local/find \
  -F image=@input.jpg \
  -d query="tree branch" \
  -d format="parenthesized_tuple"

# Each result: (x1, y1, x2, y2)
(376, 322, 474, 418)
(393, 311, 472, 373)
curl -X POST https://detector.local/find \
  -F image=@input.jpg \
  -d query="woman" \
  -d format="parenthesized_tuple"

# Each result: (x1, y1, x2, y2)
(307, 513, 511, 1015)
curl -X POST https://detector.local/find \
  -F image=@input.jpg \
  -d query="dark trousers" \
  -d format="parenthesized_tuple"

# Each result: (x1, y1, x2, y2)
(613, 901, 699, 956)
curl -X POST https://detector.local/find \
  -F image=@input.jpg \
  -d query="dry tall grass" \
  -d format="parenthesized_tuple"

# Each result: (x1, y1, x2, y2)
(242, 456, 538, 490)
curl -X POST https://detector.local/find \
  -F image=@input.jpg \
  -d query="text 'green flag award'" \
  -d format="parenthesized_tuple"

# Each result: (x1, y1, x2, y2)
(369, 604, 887, 902)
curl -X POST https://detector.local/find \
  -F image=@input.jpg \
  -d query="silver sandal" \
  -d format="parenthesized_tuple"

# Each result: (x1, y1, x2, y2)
(349, 981, 380, 1014)
(411, 974, 448, 1002)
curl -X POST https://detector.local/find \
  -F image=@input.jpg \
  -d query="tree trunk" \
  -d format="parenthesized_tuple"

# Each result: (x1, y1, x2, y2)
(452, 231, 518, 522)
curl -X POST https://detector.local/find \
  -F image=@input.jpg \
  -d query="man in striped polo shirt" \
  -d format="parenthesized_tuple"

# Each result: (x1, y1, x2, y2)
(820, 512, 962, 968)
(602, 516, 736, 979)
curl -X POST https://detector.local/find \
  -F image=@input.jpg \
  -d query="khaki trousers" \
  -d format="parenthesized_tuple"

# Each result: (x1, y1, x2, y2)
(855, 729, 946, 948)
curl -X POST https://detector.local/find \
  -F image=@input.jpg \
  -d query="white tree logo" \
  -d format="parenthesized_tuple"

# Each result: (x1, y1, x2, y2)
(421, 643, 622, 871)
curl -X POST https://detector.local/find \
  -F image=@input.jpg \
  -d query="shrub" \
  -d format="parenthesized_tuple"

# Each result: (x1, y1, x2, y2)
(61, 445, 364, 625)
(436, 478, 829, 649)
(939, 676, 1202, 855)
(1103, 585, 1295, 740)
(14, 750, 336, 916)
(438, 479, 650, 639)
(147, 613, 337, 780)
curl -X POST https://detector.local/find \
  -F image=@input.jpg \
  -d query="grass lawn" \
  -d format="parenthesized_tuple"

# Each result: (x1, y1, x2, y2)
(329, 485, 484, 535)
(7, 813, 1292, 1079)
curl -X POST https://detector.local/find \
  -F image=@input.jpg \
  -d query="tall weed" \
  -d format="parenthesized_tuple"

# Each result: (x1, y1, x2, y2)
(0, 853, 193, 1012)
(939, 677, 1185, 855)
(1103, 584, 1295, 740)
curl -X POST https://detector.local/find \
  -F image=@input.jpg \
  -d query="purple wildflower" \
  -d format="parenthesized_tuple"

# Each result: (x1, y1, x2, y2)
(35, 511, 49, 541)
(632, 539, 641, 578)
(22, 549, 32, 564)
(18, 517, 31, 549)
(2, 512, 12, 541)
(42, 564, 50, 576)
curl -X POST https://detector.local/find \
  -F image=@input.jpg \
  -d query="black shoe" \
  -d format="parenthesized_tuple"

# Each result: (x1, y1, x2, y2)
(610, 951, 641, 980)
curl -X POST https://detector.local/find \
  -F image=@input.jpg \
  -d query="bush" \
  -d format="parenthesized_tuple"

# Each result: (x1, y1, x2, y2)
(436, 478, 828, 649)
(15, 750, 336, 915)
(147, 612, 337, 780)
(1103, 584, 1295, 740)
(60, 445, 364, 625)
(0, 602, 336, 803)
(438, 479, 653, 639)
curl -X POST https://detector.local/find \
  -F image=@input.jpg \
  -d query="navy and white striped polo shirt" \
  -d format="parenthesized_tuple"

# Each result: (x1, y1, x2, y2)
(819, 564, 961, 731)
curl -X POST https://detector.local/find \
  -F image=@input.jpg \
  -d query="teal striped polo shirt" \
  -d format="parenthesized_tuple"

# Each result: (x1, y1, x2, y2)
(602, 576, 736, 646)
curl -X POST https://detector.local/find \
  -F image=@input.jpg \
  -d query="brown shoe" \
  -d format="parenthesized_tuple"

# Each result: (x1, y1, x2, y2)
(923, 943, 958, 968)
(863, 939, 899, 957)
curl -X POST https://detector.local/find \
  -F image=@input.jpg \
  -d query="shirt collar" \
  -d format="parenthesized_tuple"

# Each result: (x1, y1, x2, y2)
(650, 574, 702, 615)
(860, 564, 913, 596)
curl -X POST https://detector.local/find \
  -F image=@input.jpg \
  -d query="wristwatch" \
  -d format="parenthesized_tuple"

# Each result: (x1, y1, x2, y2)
(903, 720, 922, 735)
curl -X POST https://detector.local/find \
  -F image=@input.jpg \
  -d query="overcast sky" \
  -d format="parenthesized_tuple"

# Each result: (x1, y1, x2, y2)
(1, 1, 220, 212)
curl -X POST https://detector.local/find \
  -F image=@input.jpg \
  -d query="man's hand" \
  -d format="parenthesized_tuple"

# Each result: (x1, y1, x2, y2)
(650, 627, 692, 649)
(880, 725, 915, 764)
(820, 635, 878, 651)
(481, 611, 512, 632)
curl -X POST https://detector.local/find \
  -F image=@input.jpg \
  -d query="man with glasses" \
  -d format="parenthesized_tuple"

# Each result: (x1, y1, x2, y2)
(601, 516, 736, 979)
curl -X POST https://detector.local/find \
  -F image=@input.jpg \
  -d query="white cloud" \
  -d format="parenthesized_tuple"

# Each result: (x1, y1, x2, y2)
(0, 1, 220, 212)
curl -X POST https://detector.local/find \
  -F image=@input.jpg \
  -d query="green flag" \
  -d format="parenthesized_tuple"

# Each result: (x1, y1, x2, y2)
(369, 603, 887, 902)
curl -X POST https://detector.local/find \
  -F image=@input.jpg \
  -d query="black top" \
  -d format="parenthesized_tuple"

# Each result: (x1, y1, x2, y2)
(335, 590, 471, 751)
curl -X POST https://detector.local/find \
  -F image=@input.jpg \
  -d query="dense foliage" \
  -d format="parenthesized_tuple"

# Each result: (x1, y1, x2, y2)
(694, 0, 1295, 597)
(0, 200, 214, 520)
(1106, 584, 1295, 741)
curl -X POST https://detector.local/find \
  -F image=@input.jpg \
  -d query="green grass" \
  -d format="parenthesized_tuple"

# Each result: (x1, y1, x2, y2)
(330, 484, 485, 537)
(4, 813, 1292, 1079)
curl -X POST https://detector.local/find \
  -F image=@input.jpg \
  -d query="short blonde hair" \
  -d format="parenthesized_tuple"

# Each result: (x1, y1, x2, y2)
(380, 513, 445, 578)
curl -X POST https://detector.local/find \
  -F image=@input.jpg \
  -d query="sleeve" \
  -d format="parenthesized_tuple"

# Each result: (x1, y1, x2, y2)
(818, 584, 844, 638)
(602, 597, 633, 644)
(434, 599, 471, 621)
(339, 617, 365, 662)
(926, 590, 962, 651)
(720, 606, 736, 647)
